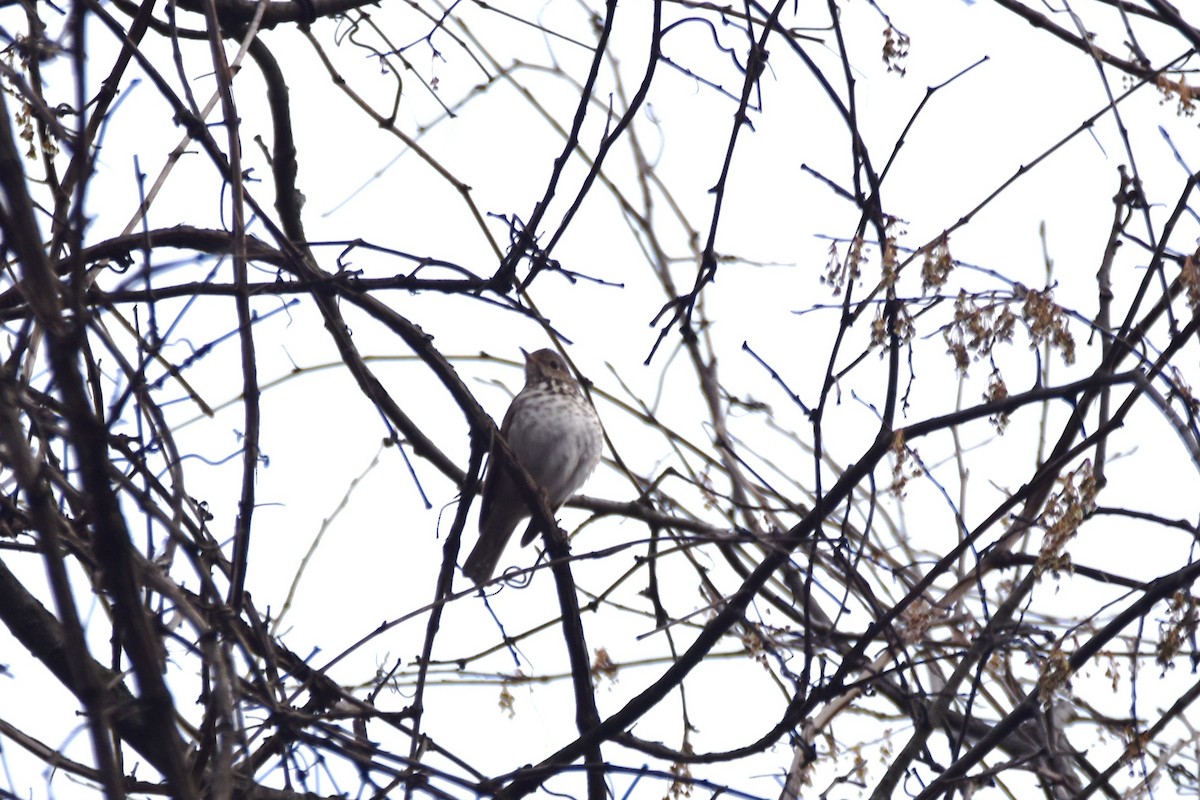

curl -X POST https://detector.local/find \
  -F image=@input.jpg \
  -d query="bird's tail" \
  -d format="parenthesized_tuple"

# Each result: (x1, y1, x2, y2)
(463, 519, 519, 584)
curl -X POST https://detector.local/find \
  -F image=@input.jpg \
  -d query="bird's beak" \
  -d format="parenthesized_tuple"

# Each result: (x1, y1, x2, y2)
(519, 347, 531, 362)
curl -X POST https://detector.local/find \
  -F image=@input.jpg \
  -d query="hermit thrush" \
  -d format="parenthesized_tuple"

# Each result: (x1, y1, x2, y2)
(463, 348, 604, 585)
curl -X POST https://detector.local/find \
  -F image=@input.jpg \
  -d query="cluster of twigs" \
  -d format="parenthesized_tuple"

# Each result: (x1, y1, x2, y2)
(2, 2, 1200, 800)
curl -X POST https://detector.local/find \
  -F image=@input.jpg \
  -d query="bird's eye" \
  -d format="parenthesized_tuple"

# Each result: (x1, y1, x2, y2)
(548, 358, 562, 370)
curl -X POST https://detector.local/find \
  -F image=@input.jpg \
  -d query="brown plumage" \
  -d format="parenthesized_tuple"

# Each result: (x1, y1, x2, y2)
(463, 349, 603, 585)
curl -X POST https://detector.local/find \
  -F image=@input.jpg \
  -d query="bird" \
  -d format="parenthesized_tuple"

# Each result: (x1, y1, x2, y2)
(463, 348, 604, 585)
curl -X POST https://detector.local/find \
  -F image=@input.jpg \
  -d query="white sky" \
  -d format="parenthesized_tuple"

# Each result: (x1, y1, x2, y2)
(2, 0, 1200, 798)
